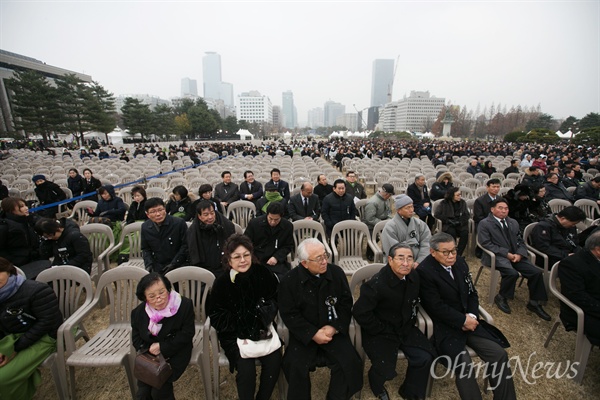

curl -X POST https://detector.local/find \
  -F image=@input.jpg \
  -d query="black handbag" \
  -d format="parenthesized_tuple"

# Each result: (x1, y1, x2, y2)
(134, 351, 173, 389)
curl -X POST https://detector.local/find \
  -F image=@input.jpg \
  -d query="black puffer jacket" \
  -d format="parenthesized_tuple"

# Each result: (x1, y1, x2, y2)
(126, 200, 148, 224)
(0, 213, 41, 266)
(40, 219, 93, 273)
(0, 278, 63, 352)
(93, 185, 126, 221)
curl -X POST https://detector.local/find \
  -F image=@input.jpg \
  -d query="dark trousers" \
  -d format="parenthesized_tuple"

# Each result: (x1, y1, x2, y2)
(444, 334, 516, 400)
(445, 226, 468, 257)
(285, 348, 350, 400)
(366, 339, 433, 399)
(136, 380, 174, 400)
(236, 349, 282, 400)
(495, 259, 547, 301)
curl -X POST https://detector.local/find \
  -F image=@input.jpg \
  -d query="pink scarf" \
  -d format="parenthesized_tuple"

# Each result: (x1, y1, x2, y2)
(145, 291, 182, 336)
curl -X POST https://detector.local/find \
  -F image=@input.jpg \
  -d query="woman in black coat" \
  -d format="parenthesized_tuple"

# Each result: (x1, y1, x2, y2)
(207, 234, 281, 400)
(165, 185, 195, 221)
(126, 186, 149, 224)
(35, 218, 93, 274)
(67, 168, 85, 198)
(131, 273, 194, 400)
(81, 168, 102, 202)
(434, 187, 470, 256)
(0, 257, 63, 399)
(0, 197, 42, 267)
(92, 185, 126, 222)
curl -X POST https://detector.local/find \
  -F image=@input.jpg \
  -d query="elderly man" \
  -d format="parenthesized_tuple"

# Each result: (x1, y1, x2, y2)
(344, 170, 367, 200)
(381, 194, 431, 266)
(575, 176, 600, 205)
(353, 243, 435, 400)
(278, 238, 363, 400)
(214, 170, 240, 210)
(321, 179, 357, 237)
(141, 197, 189, 274)
(186, 199, 235, 280)
(477, 198, 550, 320)
(244, 202, 293, 279)
(288, 182, 321, 221)
(363, 183, 394, 231)
(466, 159, 482, 176)
(314, 174, 333, 202)
(558, 231, 600, 345)
(544, 173, 574, 202)
(407, 175, 435, 231)
(238, 170, 263, 205)
(418, 233, 516, 400)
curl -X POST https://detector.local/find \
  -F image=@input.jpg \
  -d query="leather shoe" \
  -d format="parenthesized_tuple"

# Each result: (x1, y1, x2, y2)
(494, 295, 511, 314)
(376, 388, 390, 400)
(398, 385, 422, 400)
(527, 303, 551, 321)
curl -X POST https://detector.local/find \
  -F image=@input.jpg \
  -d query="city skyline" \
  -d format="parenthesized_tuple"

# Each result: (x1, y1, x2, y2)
(2, 1, 598, 127)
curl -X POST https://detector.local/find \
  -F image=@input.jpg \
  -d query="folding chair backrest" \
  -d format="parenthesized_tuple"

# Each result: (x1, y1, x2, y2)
(165, 267, 215, 322)
(36, 265, 94, 321)
(96, 266, 148, 324)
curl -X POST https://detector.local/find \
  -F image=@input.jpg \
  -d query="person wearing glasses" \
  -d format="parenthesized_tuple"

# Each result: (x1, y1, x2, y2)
(477, 198, 550, 320)
(131, 272, 194, 400)
(0, 257, 62, 399)
(353, 244, 435, 400)
(418, 233, 516, 400)
(344, 171, 366, 200)
(141, 198, 188, 275)
(278, 238, 363, 400)
(244, 202, 293, 280)
(207, 234, 281, 400)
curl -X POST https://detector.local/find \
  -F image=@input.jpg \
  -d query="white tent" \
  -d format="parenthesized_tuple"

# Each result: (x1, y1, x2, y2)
(236, 129, 254, 140)
(422, 132, 435, 138)
(107, 127, 130, 145)
(283, 131, 292, 138)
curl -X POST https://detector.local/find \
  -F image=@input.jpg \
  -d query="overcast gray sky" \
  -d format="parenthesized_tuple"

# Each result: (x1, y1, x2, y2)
(1, 0, 598, 126)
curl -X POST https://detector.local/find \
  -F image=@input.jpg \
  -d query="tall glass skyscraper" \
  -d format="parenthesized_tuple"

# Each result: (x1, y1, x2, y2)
(203, 52, 233, 107)
(282, 90, 296, 129)
(370, 59, 395, 107)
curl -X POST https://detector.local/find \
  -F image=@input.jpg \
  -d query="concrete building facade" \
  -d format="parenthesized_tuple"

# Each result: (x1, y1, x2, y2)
(307, 107, 324, 129)
(371, 59, 394, 108)
(380, 90, 445, 133)
(282, 90, 296, 129)
(181, 77, 198, 97)
(324, 100, 345, 127)
(236, 91, 273, 124)
(202, 52, 234, 107)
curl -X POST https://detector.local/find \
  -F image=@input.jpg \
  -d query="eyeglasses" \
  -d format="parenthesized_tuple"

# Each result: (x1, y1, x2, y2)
(146, 289, 168, 301)
(307, 252, 330, 263)
(435, 248, 458, 257)
(147, 208, 166, 215)
(230, 252, 252, 262)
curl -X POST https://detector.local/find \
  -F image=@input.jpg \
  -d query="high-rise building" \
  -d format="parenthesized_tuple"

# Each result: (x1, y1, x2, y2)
(336, 113, 358, 131)
(236, 91, 273, 124)
(380, 91, 445, 132)
(114, 94, 171, 113)
(272, 106, 283, 128)
(371, 59, 395, 108)
(307, 107, 324, 129)
(203, 52, 234, 107)
(324, 101, 346, 127)
(181, 78, 198, 97)
(282, 90, 296, 129)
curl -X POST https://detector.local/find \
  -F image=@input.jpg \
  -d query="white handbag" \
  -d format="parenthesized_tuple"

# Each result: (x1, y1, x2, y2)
(237, 324, 281, 359)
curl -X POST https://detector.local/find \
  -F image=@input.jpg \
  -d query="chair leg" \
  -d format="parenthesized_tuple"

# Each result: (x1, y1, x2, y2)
(544, 322, 560, 348)
(574, 338, 593, 384)
(198, 354, 213, 400)
(69, 366, 77, 400)
(488, 270, 501, 305)
(474, 266, 484, 285)
(124, 354, 138, 398)
(277, 369, 287, 400)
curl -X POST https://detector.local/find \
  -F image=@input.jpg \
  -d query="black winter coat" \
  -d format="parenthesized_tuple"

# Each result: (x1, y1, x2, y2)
(186, 212, 235, 278)
(93, 185, 126, 221)
(67, 174, 85, 197)
(40, 219, 93, 273)
(131, 296, 194, 381)
(321, 192, 356, 233)
(0, 213, 41, 266)
(126, 200, 148, 224)
(0, 279, 63, 352)
(207, 264, 279, 370)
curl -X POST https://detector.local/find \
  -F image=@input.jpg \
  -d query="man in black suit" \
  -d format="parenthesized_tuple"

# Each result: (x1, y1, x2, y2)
(407, 175, 435, 231)
(418, 233, 516, 400)
(473, 178, 501, 225)
(557, 231, 600, 345)
(214, 170, 240, 210)
(314, 174, 333, 202)
(267, 168, 290, 202)
(238, 170, 263, 205)
(477, 198, 550, 320)
(287, 182, 321, 221)
(353, 243, 435, 400)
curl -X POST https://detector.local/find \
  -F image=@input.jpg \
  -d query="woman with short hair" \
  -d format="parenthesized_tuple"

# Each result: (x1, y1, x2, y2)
(434, 187, 470, 256)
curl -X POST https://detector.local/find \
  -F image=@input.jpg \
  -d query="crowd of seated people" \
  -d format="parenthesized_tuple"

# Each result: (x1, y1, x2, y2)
(2, 139, 600, 397)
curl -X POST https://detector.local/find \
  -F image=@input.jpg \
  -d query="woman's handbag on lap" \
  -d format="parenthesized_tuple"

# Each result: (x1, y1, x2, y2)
(134, 351, 173, 389)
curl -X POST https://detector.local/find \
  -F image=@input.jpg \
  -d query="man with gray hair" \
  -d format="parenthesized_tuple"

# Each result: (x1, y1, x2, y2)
(557, 231, 600, 345)
(407, 175, 435, 231)
(418, 233, 516, 400)
(381, 194, 431, 267)
(278, 238, 363, 400)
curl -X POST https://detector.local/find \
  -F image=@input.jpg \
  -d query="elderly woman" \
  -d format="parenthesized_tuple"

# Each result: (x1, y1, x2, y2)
(434, 187, 470, 256)
(0, 257, 63, 399)
(35, 218, 93, 274)
(207, 234, 281, 400)
(131, 273, 194, 400)
(430, 172, 454, 201)
(166, 185, 196, 221)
